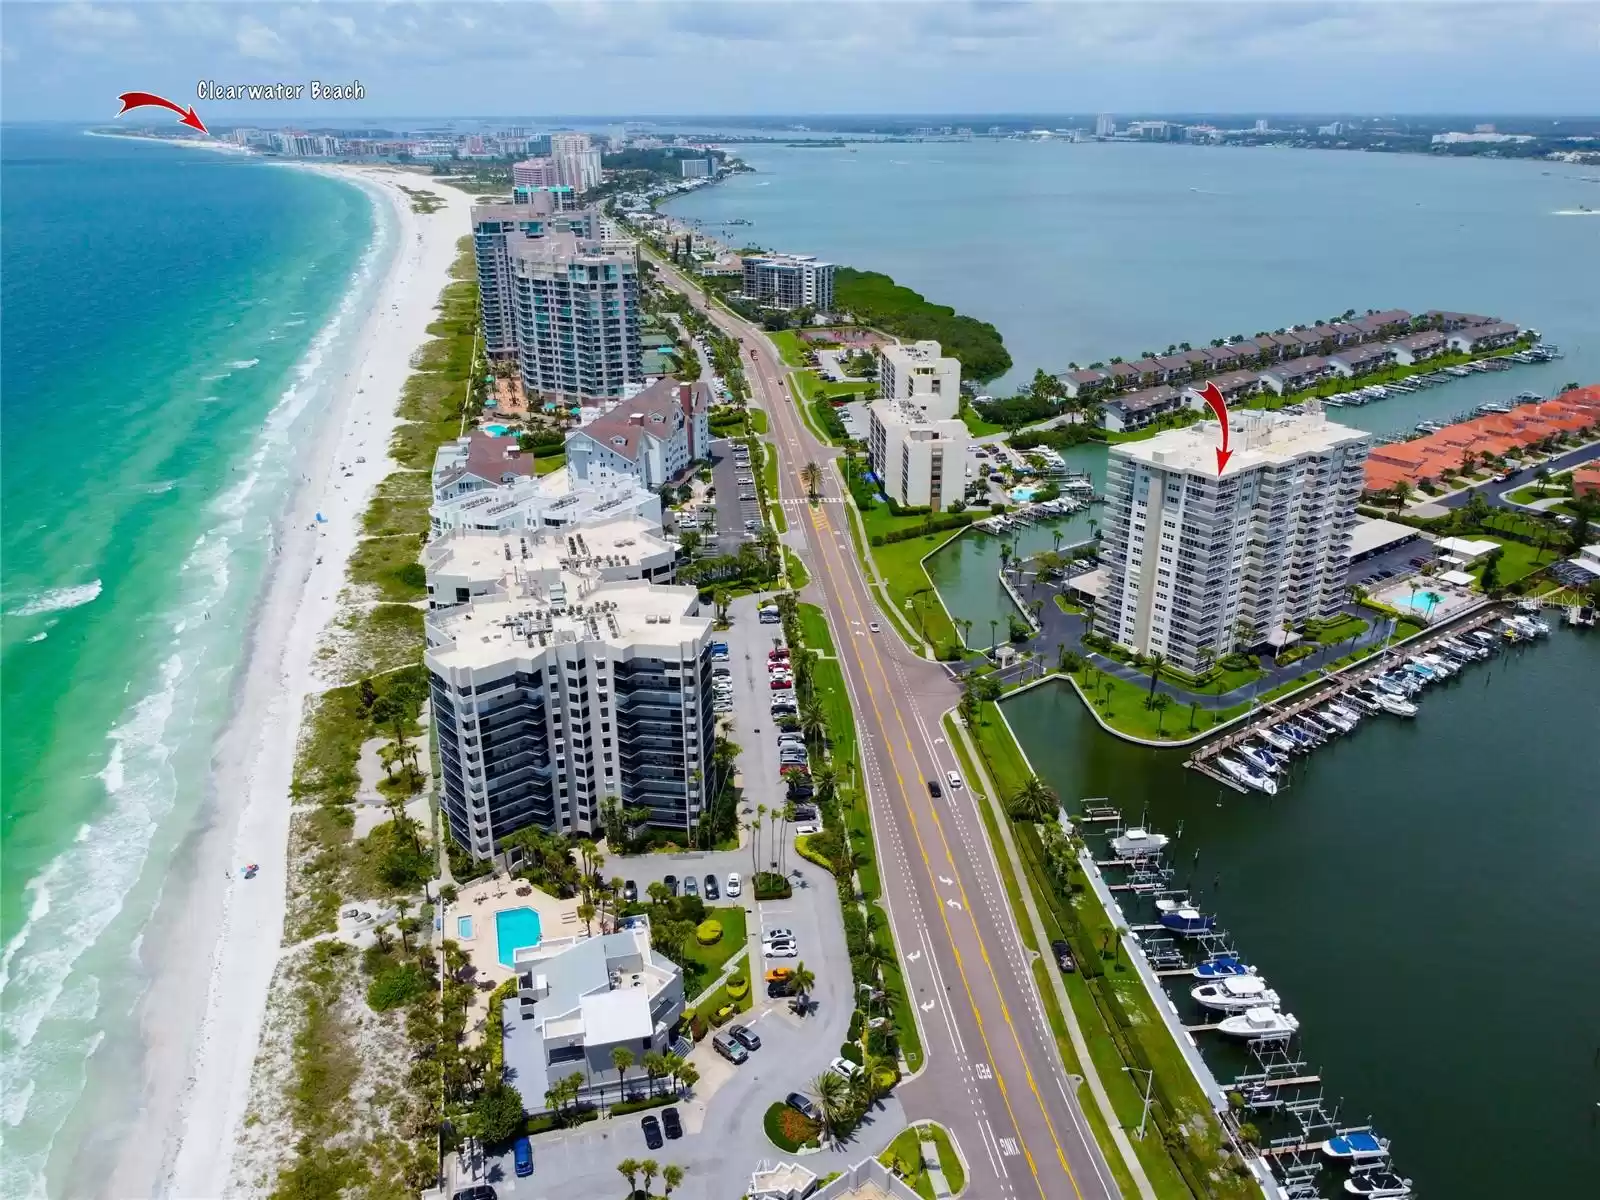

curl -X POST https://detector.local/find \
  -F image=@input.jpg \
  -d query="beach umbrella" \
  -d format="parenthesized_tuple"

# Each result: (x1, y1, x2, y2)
(315, 512, 327, 523)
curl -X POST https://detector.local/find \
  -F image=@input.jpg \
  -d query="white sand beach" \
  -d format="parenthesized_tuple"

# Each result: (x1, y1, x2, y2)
(101, 166, 474, 1199)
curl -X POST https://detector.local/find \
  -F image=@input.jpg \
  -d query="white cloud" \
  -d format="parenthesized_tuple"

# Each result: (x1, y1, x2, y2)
(235, 15, 293, 63)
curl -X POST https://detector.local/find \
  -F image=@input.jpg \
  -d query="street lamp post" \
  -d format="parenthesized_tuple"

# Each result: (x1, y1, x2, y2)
(1125, 1066, 1155, 1140)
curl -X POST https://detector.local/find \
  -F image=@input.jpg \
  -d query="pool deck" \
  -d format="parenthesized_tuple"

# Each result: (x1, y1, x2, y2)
(449, 873, 585, 1045)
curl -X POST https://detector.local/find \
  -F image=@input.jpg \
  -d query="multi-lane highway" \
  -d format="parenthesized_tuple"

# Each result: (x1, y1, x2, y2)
(649, 252, 1126, 1200)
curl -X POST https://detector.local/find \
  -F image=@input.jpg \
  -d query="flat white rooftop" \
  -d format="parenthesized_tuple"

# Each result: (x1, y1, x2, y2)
(1119, 408, 1369, 477)
(579, 988, 654, 1045)
(1349, 516, 1419, 558)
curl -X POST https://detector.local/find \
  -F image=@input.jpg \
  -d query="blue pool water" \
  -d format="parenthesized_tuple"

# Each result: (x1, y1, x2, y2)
(456, 915, 473, 939)
(483, 423, 510, 436)
(495, 907, 543, 967)
(1010, 486, 1039, 502)
(1397, 591, 1444, 613)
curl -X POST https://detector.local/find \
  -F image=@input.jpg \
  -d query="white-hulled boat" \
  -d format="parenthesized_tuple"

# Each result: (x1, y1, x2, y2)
(1345, 690, 1381, 714)
(1110, 827, 1169, 859)
(1257, 726, 1298, 755)
(1218, 1006, 1299, 1040)
(1216, 755, 1278, 795)
(1237, 743, 1282, 776)
(1322, 1130, 1391, 1162)
(1343, 1169, 1412, 1197)
(1325, 701, 1364, 726)
(1191, 974, 1280, 1012)
(1374, 691, 1417, 717)
(1317, 706, 1355, 733)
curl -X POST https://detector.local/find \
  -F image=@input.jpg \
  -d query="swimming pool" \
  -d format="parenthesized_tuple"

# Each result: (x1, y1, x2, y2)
(1009, 486, 1039, 503)
(456, 915, 473, 939)
(483, 423, 510, 437)
(1397, 591, 1444, 613)
(495, 907, 543, 967)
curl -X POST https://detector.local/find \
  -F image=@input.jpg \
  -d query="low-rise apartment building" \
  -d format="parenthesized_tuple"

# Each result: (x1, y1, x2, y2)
(565, 378, 712, 492)
(1099, 404, 1371, 673)
(424, 530, 714, 859)
(1102, 385, 1183, 433)
(1260, 355, 1331, 395)
(867, 340, 967, 509)
(1328, 343, 1395, 377)
(1447, 322, 1521, 354)
(1388, 330, 1447, 366)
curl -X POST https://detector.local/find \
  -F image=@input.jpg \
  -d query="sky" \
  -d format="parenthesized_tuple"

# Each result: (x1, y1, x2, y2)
(2, 1, 1597, 123)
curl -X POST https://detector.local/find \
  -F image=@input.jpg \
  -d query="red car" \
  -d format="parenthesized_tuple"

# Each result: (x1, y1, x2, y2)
(770, 679, 792, 690)
(769, 649, 789, 661)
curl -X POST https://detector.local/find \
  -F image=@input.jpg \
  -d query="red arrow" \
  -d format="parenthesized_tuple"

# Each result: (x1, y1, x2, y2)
(1197, 381, 1233, 474)
(116, 91, 208, 134)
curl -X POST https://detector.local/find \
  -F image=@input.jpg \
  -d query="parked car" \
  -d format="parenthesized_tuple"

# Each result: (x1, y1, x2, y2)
(1051, 938, 1077, 973)
(452, 1188, 497, 1200)
(771, 679, 792, 690)
(726, 872, 742, 897)
(662, 1107, 683, 1140)
(828, 1056, 863, 1081)
(641, 1115, 665, 1149)
(703, 874, 720, 900)
(663, 874, 678, 896)
(765, 940, 798, 958)
(682, 876, 698, 897)
(513, 1136, 533, 1177)
(786, 1092, 822, 1122)
(712, 1032, 749, 1064)
(767, 977, 794, 998)
(730, 1024, 762, 1051)
(927, 778, 943, 798)
(763, 927, 794, 943)
(765, 966, 794, 982)
(622, 880, 637, 903)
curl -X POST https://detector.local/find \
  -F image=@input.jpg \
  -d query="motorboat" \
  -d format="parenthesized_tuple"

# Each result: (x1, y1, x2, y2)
(1218, 1006, 1299, 1041)
(1343, 1169, 1413, 1197)
(1345, 690, 1381, 715)
(1277, 721, 1318, 749)
(1236, 743, 1282, 776)
(1316, 707, 1355, 734)
(1110, 827, 1170, 859)
(1193, 955, 1256, 979)
(1374, 691, 1417, 717)
(1322, 1130, 1391, 1162)
(1372, 675, 1408, 697)
(1418, 653, 1457, 677)
(1216, 755, 1279, 795)
(1158, 905, 1216, 935)
(1257, 726, 1298, 755)
(1402, 659, 1437, 682)
(1324, 701, 1364, 725)
(1300, 712, 1341, 737)
(1191, 975, 1280, 1012)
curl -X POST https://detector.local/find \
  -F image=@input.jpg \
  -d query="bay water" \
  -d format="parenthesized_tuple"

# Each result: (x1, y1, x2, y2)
(0, 127, 386, 1196)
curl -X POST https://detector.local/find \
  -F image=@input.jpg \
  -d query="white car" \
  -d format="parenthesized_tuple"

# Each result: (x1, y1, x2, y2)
(946, 770, 963, 790)
(828, 1056, 863, 1081)
(726, 873, 742, 898)
(868, 622, 880, 633)
(763, 927, 794, 943)
(765, 940, 798, 958)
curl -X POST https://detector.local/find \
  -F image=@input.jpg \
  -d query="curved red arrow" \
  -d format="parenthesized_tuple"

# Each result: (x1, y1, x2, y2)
(1197, 381, 1233, 474)
(116, 91, 208, 134)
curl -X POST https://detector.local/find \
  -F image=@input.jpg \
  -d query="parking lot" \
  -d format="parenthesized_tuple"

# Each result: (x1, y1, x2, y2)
(708, 437, 762, 555)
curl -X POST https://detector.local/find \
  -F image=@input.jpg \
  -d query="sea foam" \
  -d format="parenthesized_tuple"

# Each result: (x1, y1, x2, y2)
(8, 580, 102, 617)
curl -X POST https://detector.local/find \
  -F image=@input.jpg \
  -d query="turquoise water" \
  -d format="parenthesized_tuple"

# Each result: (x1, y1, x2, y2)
(457, 915, 474, 939)
(665, 140, 1599, 409)
(495, 907, 543, 967)
(1398, 590, 1445, 613)
(1, 128, 383, 1195)
(483, 423, 510, 436)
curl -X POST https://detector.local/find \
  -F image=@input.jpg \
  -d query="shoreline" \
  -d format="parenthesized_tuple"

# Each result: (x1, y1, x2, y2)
(96, 165, 472, 1199)
(84, 129, 252, 155)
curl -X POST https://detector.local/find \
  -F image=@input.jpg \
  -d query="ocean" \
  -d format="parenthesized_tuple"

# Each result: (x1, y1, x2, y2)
(0, 127, 386, 1196)
(664, 138, 1600, 396)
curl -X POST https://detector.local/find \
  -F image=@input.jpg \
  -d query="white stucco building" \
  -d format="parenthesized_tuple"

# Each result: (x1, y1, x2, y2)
(866, 341, 969, 511)
(564, 378, 712, 492)
(1098, 404, 1371, 672)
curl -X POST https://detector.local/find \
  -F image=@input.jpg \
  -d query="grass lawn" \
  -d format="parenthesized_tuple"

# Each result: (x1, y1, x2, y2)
(762, 444, 787, 533)
(959, 407, 1008, 437)
(534, 452, 565, 476)
(768, 329, 809, 367)
(681, 905, 748, 995)
(869, 533, 962, 651)
(879, 1123, 966, 1200)
(691, 968, 754, 1023)
(784, 547, 809, 588)
(810, 658, 858, 775)
(1070, 668, 1228, 739)
(797, 602, 836, 655)
(1306, 613, 1369, 644)
(749, 407, 770, 434)
(1471, 536, 1552, 589)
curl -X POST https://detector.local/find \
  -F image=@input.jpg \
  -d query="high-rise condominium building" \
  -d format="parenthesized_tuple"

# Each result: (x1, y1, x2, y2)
(867, 341, 969, 511)
(1098, 405, 1370, 673)
(425, 525, 714, 859)
(741, 253, 835, 311)
(550, 132, 603, 192)
(1095, 113, 1116, 137)
(513, 156, 560, 187)
(510, 231, 641, 403)
(471, 204, 597, 359)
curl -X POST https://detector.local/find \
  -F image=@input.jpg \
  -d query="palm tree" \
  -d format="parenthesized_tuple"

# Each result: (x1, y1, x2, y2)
(1007, 775, 1059, 823)
(802, 461, 822, 501)
(393, 897, 413, 951)
(638, 1159, 660, 1197)
(956, 617, 974, 649)
(611, 1046, 634, 1095)
(799, 698, 826, 752)
(661, 1051, 686, 1092)
(641, 1049, 666, 1097)
(810, 1071, 849, 1140)
(577, 900, 597, 937)
(617, 1157, 642, 1196)
(676, 1060, 699, 1093)
(988, 618, 999, 653)
(747, 818, 761, 878)
(789, 960, 817, 1011)
(1152, 693, 1173, 735)
(646, 881, 670, 907)
(662, 1164, 686, 1196)
(1145, 650, 1165, 708)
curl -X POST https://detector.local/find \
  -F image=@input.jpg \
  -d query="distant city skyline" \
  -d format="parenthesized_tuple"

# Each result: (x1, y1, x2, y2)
(2, 2, 1596, 122)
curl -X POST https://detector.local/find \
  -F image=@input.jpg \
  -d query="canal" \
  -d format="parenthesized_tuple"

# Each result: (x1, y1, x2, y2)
(999, 626, 1600, 1198)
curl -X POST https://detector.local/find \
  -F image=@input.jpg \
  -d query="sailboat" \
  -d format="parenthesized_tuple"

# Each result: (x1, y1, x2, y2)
(1216, 755, 1278, 795)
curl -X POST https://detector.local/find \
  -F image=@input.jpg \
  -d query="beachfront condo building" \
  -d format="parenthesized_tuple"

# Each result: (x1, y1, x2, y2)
(471, 204, 599, 359)
(565, 378, 712, 492)
(867, 341, 968, 511)
(513, 156, 560, 187)
(741, 252, 835, 312)
(509, 231, 642, 403)
(1098, 404, 1370, 673)
(424, 526, 715, 860)
(550, 132, 603, 192)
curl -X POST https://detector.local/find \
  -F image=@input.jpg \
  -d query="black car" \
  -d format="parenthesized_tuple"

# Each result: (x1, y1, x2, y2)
(927, 778, 943, 798)
(641, 1115, 664, 1150)
(785, 1092, 822, 1122)
(662, 1107, 683, 1140)
(767, 977, 793, 998)
(703, 874, 720, 900)
(663, 874, 678, 897)
(622, 880, 638, 904)
(1051, 938, 1076, 973)
(451, 1188, 497, 1200)
(729, 1023, 762, 1051)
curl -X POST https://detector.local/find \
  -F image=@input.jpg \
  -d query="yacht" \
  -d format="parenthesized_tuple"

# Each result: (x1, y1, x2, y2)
(1418, 653, 1457, 677)
(1372, 674, 1409, 697)
(1343, 1171, 1413, 1198)
(1374, 691, 1417, 717)
(1191, 975, 1280, 1012)
(1325, 700, 1364, 725)
(1300, 712, 1340, 738)
(1316, 706, 1355, 734)
(1237, 743, 1283, 776)
(1257, 726, 1298, 755)
(1193, 955, 1256, 979)
(1277, 721, 1319, 749)
(1218, 1006, 1300, 1041)
(1110, 827, 1170, 859)
(1158, 904, 1216, 935)
(1322, 1130, 1391, 1163)
(1216, 755, 1279, 795)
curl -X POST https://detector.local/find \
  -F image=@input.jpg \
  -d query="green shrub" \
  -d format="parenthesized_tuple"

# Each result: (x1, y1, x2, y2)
(695, 919, 723, 945)
(366, 962, 427, 1011)
(840, 1041, 864, 1064)
(848, 1009, 865, 1042)
(764, 1101, 820, 1152)
(727, 975, 749, 1000)
(611, 1094, 674, 1116)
